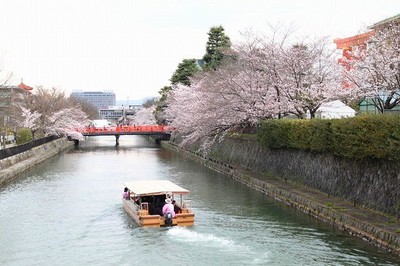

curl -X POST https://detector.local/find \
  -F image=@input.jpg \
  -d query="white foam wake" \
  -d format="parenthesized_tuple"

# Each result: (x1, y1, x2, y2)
(167, 227, 235, 247)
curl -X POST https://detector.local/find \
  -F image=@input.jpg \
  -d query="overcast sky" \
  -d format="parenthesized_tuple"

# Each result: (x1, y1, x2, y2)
(0, 0, 399, 101)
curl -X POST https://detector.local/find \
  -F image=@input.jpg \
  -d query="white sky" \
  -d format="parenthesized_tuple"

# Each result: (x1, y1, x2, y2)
(0, 0, 399, 101)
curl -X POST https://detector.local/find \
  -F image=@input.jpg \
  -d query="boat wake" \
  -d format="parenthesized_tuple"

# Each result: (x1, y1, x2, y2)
(167, 227, 271, 264)
(167, 227, 235, 247)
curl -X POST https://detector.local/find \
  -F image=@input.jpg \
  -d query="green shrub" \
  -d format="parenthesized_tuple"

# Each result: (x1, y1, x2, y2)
(309, 119, 332, 152)
(16, 128, 33, 145)
(257, 115, 400, 161)
(258, 119, 290, 149)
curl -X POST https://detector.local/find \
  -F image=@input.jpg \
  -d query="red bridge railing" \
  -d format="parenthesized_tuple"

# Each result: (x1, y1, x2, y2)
(79, 125, 173, 135)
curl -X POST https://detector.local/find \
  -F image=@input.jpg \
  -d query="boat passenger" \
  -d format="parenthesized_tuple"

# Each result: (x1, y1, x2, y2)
(172, 200, 182, 214)
(162, 198, 175, 217)
(153, 196, 164, 216)
(122, 187, 130, 199)
(133, 196, 140, 205)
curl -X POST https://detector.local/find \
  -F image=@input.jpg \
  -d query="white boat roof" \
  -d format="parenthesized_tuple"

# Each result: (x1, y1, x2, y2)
(123, 180, 190, 196)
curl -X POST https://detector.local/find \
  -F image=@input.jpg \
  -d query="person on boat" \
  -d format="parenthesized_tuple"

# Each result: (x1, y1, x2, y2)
(153, 196, 164, 216)
(162, 198, 175, 217)
(172, 200, 182, 214)
(122, 187, 130, 199)
(133, 196, 140, 205)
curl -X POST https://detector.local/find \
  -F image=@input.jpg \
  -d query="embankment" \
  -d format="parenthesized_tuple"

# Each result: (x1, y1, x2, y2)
(161, 136, 400, 256)
(0, 138, 74, 187)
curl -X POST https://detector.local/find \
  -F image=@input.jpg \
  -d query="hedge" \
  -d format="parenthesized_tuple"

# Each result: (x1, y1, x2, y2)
(16, 128, 33, 145)
(257, 115, 400, 161)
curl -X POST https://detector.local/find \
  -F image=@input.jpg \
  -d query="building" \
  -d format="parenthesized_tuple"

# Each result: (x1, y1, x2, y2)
(334, 13, 400, 55)
(315, 100, 356, 119)
(0, 82, 33, 108)
(70, 91, 116, 111)
(99, 104, 141, 122)
(0, 82, 33, 141)
(0, 82, 33, 116)
(99, 106, 124, 121)
(333, 31, 373, 70)
(334, 13, 400, 113)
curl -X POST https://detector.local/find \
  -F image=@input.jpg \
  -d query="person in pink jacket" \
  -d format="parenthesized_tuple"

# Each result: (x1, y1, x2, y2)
(122, 187, 130, 199)
(162, 198, 176, 217)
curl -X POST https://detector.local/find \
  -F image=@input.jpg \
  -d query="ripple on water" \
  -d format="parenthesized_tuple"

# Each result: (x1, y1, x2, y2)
(1, 137, 400, 266)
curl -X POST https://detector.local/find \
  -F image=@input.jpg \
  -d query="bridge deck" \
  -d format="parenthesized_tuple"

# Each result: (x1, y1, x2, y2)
(79, 125, 172, 136)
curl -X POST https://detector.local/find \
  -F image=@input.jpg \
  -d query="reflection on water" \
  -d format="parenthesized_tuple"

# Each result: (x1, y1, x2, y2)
(0, 136, 399, 266)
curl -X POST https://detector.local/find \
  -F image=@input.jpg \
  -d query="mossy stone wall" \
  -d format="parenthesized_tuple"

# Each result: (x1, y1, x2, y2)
(205, 136, 400, 216)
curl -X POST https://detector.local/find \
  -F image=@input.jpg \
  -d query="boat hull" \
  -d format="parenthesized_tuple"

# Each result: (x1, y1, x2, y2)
(123, 199, 194, 227)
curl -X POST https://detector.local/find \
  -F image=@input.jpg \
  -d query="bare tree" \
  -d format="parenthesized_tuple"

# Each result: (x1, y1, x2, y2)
(69, 96, 99, 120)
(17, 86, 92, 139)
(46, 108, 90, 141)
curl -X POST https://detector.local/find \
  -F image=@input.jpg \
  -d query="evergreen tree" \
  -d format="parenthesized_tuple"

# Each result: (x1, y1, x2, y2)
(155, 86, 172, 124)
(203, 26, 231, 71)
(170, 59, 201, 86)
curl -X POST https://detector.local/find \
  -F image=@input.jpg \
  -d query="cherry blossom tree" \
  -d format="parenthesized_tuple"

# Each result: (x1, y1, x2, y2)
(19, 107, 41, 138)
(343, 22, 400, 113)
(165, 58, 280, 151)
(207, 50, 280, 123)
(128, 106, 156, 125)
(16, 86, 94, 140)
(46, 108, 90, 141)
(279, 38, 349, 118)
(239, 28, 349, 119)
(165, 79, 227, 150)
(165, 27, 355, 151)
(19, 86, 71, 136)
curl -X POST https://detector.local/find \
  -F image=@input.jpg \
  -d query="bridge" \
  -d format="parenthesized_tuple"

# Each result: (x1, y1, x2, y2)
(73, 125, 173, 145)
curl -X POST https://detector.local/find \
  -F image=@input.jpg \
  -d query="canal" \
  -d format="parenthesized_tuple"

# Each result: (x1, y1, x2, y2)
(0, 136, 399, 265)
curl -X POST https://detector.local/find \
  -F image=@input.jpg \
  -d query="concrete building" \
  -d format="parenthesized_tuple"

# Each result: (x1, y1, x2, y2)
(70, 91, 116, 110)
(0, 82, 33, 109)
(0, 82, 33, 147)
(99, 104, 141, 122)
(0, 82, 33, 123)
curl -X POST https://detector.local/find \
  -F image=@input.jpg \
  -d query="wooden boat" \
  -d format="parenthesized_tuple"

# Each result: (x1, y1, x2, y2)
(122, 180, 195, 227)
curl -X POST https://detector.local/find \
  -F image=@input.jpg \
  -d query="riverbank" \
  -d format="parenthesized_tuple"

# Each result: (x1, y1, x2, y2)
(161, 140, 400, 256)
(0, 138, 74, 187)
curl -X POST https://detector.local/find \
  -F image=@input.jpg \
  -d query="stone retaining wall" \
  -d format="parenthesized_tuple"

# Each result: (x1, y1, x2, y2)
(161, 139, 400, 256)
(0, 138, 74, 187)
(207, 136, 400, 216)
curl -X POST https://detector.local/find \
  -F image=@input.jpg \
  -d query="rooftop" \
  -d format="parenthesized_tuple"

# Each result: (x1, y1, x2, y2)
(370, 13, 400, 29)
(123, 180, 190, 196)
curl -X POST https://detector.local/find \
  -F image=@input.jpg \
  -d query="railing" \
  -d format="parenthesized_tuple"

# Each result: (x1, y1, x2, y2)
(0, 135, 60, 160)
(79, 125, 173, 135)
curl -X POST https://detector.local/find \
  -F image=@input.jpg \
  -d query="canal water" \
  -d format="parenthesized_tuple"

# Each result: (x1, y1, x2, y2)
(0, 136, 399, 266)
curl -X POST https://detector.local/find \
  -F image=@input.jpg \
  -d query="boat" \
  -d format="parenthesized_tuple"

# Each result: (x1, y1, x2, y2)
(122, 180, 195, 227)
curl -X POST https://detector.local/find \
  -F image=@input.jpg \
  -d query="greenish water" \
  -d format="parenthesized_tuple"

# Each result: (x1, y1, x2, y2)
(0, 136, 399, 265)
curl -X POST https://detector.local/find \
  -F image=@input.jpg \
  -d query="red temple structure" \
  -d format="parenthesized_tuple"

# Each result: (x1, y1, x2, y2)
(334, 32, 373, 70)
(334, 13, 400, 62)
(17, 80, 33, 92)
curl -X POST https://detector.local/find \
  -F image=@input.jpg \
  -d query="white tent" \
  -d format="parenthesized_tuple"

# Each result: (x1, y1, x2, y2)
(315, 100, 356, 119)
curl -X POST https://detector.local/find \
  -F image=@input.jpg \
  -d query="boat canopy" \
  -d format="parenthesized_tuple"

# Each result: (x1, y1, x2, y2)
(123, 180, 190, 196)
